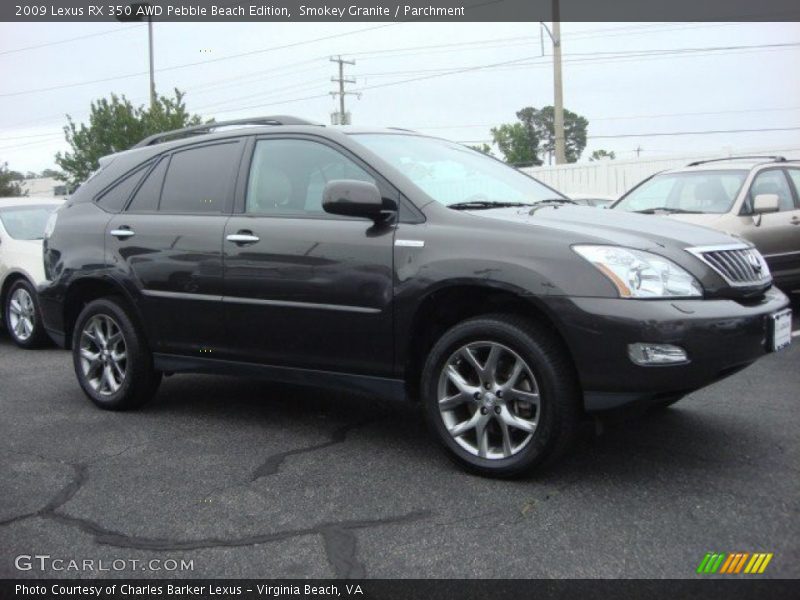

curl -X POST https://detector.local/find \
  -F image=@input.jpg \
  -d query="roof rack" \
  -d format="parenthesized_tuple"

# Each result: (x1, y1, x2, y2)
(133, 116, 321, 148)
(686, 155, 786, 167)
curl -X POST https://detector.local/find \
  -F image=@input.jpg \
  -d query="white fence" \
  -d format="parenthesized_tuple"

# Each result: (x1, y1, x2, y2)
(521, 147, 800, 199)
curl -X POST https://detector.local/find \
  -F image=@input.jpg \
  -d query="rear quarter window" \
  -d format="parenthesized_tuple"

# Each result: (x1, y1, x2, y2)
(95, 164, 150, 213)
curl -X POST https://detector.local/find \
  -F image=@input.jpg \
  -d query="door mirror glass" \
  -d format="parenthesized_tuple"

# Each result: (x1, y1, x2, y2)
(753, 193, 780, 214)
(323, 180, 384, 219)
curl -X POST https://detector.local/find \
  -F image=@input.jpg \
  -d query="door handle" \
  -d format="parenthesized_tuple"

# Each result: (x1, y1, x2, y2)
(226, 232, 260, 244)
(110, 227, 135, 239)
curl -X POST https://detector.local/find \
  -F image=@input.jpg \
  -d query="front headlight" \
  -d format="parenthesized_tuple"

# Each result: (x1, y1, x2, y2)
(573, 245, 703, 298)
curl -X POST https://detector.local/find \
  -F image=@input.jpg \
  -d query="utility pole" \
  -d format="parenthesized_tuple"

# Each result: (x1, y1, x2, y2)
(551, 0, 566, 164)
(634, 145, 643, 158)
(540, 1, 566, 165)
(330, 56, 357, 125)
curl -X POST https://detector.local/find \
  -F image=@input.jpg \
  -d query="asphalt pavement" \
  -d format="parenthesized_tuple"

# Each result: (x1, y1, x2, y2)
(1, 303, 798, 579)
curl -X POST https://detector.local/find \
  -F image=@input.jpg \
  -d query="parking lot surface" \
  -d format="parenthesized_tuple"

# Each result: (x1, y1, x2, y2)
(1, 306, 799, 579)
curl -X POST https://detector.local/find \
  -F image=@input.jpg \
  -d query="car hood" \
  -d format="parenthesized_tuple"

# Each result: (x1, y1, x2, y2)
(658, 212, 726, 227)
(468, 204, 741, 250)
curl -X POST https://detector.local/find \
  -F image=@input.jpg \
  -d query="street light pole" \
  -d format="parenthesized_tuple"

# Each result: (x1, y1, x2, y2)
(117, 3, 156, 110)
(551, 0, 566, 164)
(147, 15, 156, 110)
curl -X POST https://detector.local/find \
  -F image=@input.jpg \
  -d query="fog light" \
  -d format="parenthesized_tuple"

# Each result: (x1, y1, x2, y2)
(628, 343, 688, 366)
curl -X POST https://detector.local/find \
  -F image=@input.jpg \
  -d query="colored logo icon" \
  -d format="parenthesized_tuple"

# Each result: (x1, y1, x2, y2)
(697, 552, 773, 574)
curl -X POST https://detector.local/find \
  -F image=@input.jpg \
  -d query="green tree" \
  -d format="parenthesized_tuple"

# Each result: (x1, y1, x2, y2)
(41, 168, 63, 178)
(490, 122, 541, 166)
(467, 143, 493, 156)
(491, 106, 589, 165)
(55, 89, 205, 187)
(0, 162, 27, 197)
(589, 149, 616, 161)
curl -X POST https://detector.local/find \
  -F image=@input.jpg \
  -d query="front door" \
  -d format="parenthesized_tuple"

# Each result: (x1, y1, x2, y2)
(736, 168, 800, 285)
(222, 137, 396, 376)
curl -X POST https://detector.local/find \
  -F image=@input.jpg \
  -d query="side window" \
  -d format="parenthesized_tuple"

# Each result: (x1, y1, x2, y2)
(749, 169, 794, 212)
(785, 169, 800, 208)
(159, 142, 241, 214)
(95, 165, 149, 213)
(127, 157, 168, 212)
(245, 139, 375, 215)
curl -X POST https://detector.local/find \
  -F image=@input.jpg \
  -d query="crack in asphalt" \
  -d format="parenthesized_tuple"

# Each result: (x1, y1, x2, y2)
(0, 462, 87, 526)
(251, 419, 373, 480)
(1, 420, 429, 578)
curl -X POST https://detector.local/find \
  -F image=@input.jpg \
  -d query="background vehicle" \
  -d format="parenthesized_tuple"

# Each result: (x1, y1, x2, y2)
(39, 118, 790, 477)
(611, 156, 800, 292)
(0, 197, 63, 348)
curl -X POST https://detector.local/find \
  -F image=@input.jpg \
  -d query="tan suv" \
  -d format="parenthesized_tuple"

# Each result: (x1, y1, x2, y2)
(612, 156, 800, 292)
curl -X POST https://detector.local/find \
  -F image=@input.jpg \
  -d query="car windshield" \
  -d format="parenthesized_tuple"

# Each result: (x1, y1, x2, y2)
(0, 204, 60, 240)
(350, 133, 564, 207)
(615, 170, 748, 214)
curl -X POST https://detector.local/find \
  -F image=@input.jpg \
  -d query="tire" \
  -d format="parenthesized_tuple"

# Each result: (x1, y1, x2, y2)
(421, 314, 581, 478)
(4, 278, 49, 349)
(72, 297, 161, 410)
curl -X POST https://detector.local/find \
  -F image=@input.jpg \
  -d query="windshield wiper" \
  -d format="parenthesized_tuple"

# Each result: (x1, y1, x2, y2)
(634, 207, 702, 214)
(527, 198, 578, 214)
(448, 201, 537, 210)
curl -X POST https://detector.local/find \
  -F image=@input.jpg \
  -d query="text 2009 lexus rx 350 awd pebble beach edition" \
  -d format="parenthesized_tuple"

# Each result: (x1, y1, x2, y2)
(39, 117, 792, 477)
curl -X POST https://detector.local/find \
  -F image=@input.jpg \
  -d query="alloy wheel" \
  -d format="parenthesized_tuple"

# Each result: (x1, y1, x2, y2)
(437, 341, 540, 459)
(79, 315, 127, 396)
(8, 287, 35, 342)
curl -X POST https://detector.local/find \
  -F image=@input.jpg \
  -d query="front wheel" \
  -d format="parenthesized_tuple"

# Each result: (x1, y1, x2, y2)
(421, 314, 581, 478)
(72, 297, 161, 410)
(4, 279, 49, 349)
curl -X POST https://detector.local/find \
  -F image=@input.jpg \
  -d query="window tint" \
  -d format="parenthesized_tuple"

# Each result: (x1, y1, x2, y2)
(749, 169, 794, 212)
(246, 139, 374, 215)
(785, 169, 800, 207)
(127, 158, 168, 212)
(160, 142, 241, 213)
(96, 165, 149, 212)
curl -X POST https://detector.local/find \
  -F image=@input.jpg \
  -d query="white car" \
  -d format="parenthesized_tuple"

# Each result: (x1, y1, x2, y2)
(0, 197, 64, 348)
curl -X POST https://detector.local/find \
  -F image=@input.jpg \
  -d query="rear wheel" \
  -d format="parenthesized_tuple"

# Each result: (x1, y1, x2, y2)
(72, 297, 161, 410)
(421, 314, 581, 478)
(4, 279, 49, 349)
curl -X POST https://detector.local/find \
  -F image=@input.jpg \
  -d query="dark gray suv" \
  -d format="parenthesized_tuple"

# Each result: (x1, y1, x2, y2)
(39, 116, 792, 477)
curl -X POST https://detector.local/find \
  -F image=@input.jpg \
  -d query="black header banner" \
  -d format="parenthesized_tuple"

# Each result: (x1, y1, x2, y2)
(3, 0, 800, 22)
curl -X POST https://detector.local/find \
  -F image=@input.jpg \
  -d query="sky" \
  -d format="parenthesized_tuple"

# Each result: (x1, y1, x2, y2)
(0, 20, 798, 173)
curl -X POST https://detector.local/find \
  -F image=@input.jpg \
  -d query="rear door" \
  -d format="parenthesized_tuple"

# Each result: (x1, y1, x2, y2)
(737, 168, 800, 284)
(106, 139, 245, 355)
(221, 135, 396, 376)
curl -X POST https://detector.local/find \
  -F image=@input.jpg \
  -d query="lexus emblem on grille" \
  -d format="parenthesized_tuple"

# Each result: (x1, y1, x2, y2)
(748, 253, 762, 274)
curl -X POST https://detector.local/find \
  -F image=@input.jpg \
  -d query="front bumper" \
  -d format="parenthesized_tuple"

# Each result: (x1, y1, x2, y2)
(542, 287, 791, 411)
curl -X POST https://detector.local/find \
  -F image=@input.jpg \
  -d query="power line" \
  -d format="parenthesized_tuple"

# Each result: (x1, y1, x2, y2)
(0, 24, 142, 57)
(456, 126, 800, 144)
(0, 22, 402, 99)
(590, 126, 800, 139)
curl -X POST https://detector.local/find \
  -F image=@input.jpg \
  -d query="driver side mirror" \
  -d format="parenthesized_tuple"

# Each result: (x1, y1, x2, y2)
(753, 193, 780, 214)
(323, 180, 386, 220)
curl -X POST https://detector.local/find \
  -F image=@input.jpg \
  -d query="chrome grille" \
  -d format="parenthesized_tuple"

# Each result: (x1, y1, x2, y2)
(687, 244, 771, 287)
